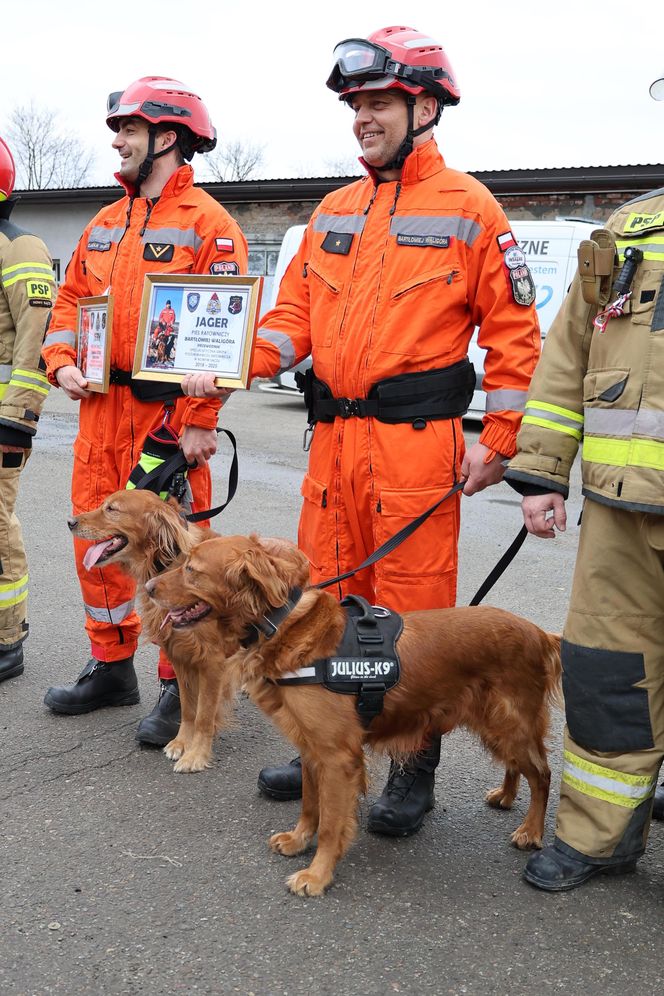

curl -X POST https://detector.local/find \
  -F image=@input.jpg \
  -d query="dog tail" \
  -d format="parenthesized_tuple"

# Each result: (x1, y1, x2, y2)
(543, 632, 563, 712)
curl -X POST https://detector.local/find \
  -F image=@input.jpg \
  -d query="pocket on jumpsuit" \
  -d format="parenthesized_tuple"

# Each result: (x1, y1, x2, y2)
(375, 484, 458, 580)
(72, 432, 102, 514)
(298, 473, 334, 574)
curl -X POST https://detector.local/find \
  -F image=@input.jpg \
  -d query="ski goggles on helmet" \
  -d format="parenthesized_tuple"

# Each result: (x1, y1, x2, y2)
(106, 91, 193, 125)
(326, 38, 447, 94)
(650, 77, 664, 100)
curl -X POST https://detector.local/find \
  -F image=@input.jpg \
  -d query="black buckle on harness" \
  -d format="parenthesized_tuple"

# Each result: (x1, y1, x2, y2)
(109, 368, 132, 386)
(356, 683, 387, 726)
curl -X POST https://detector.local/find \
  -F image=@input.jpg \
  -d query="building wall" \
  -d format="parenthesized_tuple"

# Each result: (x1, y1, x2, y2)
(10, 186, 634, 301)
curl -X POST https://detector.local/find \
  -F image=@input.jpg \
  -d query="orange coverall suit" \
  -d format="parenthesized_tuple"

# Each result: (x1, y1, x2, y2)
(43, 165, 247, 676)
(252, 139, 540, 611)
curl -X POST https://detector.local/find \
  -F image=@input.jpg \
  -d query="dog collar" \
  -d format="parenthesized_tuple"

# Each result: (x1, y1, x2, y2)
(240, 587, 303, 648)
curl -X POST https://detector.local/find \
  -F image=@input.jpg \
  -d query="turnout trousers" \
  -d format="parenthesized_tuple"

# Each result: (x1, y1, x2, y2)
(0, 449, 30, 648)
(556, 498, 664, 864)
(72, 386, 211, 679)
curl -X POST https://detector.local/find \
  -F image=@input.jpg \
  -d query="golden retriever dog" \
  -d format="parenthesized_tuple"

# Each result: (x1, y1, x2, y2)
(68, 489, 229, 773)
(147, 534, 562, 896)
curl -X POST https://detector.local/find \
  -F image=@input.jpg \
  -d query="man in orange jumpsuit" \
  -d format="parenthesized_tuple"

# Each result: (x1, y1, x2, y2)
(183, 27, 540, 834)
(42, 77, 248, 745)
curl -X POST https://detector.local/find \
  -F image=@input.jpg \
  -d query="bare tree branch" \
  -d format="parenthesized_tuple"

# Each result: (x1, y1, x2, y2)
(323, 155, 361, 177)
(6, 102, 95, 189)
(203, 139, 266, 182)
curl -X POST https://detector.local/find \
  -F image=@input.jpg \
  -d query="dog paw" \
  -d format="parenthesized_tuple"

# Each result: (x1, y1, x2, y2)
(510, 825, 543, 850)
(269, 831, 310, 856)
(173, 750, 212, 773)
(485, 787, 514, 809)
(286, 869, 331, 897)
(163, 739, 185, 760)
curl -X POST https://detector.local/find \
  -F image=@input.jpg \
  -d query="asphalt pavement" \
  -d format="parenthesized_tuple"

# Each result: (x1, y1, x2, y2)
(1, 385, 662, 995)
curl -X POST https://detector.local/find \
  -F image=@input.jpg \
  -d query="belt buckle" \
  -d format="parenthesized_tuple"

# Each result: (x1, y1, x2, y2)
(338, 397, 360, 418)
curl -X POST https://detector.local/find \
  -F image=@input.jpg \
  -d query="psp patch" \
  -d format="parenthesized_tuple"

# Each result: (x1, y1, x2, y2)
(624, 210, 664, 234)
(396, 234, 451, 249)
(143, 243, 174, 262)
(509, 264, 536, 306)
(321, 231, 354, 255)
(210, 260, 239, 276)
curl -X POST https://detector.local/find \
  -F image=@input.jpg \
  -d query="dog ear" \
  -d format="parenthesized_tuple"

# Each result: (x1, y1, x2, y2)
(226, 536, 291, 614)
(143, 501, 187, 574)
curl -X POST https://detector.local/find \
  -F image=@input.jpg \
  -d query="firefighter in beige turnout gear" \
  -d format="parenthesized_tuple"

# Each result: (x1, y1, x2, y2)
(506, 77, 664, 890)
(0, 137, 54, 682)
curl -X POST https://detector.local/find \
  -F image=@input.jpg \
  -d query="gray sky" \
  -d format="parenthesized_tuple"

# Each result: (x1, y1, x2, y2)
(4, 0, 663, 185)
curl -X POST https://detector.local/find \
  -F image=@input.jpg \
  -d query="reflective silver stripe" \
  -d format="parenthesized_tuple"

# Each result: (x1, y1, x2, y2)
(45, 330, 76, 347)
(390, 215, 482, 248)
(313, 214, 366, 235)
(1, 262, 54, 281)
(0, 576, 29, 605)
(9, 371, 49, 391)
(258, 330, 296, 373)
(87, 226, 126, 246)
(526, 404, 584, 432)
(584, 408, 635, 437)
(0, 364, 12, 382)
(84, 599, 135, 624)
(280, 666, 317, 680)
(485, 389, 527, 413)
(584, 406, 664, 441)
(141, 227, 203, 252)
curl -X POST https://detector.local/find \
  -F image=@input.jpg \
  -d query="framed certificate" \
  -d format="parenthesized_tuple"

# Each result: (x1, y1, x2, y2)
(132, 274, 263, 389)
(76, 295, 112, 393)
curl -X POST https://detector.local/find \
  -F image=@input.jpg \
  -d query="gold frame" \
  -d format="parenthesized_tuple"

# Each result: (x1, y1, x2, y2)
(76, 295, 113, 393)
(132, 274, 263, 389)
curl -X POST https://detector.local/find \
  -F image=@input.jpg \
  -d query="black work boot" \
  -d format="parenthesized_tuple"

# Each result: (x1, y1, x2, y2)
(523, 843, 638, 892)
(367, 736, 441, 837)
(0, 644, 24, 684)
(652, 783, 664, 822)
(257, 757, 302, 800)
(44, 657, 139, 714)
(135, 679, 180, 746)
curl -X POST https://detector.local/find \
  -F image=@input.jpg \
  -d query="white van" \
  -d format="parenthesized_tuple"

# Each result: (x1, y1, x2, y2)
(260, 217, 597, 417)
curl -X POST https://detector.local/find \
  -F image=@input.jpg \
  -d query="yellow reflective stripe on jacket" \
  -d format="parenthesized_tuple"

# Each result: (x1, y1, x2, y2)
(562, 749, 656, 809)
(1, 262, 55, 288)
(8, 369, 50, 396)
(0, 573, 28, 607)
(522, 400, 584, 440)
(616, 236, 664, 262)
(583, 436, 664, 471)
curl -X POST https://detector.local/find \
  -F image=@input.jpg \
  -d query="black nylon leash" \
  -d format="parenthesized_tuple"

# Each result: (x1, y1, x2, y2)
(315, 480, 528, 606)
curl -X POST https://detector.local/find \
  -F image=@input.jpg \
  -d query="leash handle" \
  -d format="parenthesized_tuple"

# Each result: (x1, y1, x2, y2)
(186, 428, 239, 523)
(315, 480, 465, 590)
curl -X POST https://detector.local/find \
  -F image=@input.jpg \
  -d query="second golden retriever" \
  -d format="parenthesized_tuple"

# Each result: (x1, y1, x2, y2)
(147, 533, 562, 896)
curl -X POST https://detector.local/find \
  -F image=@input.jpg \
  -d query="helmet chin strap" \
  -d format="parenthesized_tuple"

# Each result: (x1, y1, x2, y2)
(136, 126, 179, 190)
(374, 95, 440, 172)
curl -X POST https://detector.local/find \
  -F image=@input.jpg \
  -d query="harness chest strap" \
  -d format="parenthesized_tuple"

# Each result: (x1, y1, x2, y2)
(271, 595, 403, 727)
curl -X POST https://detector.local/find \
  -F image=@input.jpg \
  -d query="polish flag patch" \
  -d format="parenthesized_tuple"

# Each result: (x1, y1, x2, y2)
(215, 237, 234, 252)
(497, 231, 517, 252)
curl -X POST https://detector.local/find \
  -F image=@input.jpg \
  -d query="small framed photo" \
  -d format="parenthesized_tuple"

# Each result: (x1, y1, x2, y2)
(76, 295, 113, 393)
(132, 274, 263, 389)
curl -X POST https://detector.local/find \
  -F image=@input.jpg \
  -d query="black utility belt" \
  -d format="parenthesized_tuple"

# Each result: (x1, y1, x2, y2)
(296, 359, 476, 426)
(109, 368, 183, 404)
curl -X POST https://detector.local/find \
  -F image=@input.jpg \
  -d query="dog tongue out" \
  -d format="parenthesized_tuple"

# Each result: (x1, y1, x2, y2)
(83, 540, 116, 570)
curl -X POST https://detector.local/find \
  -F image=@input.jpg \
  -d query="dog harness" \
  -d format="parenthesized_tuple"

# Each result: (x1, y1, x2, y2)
(275, 595, 403, 727)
